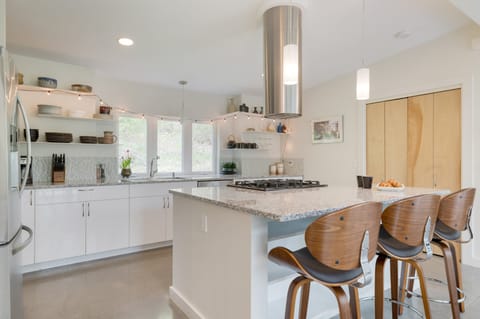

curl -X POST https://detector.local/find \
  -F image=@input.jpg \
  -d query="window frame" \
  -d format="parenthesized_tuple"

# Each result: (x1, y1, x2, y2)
(118, 115, 217, 177)
(191, 120, 216, 174)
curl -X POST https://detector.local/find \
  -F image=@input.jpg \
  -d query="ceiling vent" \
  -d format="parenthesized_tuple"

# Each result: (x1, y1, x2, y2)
(263, 5, 302, 119)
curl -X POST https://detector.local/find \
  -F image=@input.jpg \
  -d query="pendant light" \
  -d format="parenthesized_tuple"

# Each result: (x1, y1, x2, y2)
(179, 80, 187, 122)
(356, 0, 370, 101)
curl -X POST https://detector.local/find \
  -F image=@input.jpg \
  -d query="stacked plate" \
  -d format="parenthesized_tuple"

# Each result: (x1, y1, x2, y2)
(38, 104, 62, 116)
(79, 136, 98, 144)
(45, 132, 73, 143)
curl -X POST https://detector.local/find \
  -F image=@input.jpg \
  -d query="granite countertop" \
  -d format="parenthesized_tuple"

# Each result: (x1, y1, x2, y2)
(170, 186, 449, 222)
(26, 174, 238, 189)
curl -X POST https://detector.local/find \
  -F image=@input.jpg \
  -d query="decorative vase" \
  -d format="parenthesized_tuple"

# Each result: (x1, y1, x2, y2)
(121, 168, 131, 178)
(227, 98, 236, 113)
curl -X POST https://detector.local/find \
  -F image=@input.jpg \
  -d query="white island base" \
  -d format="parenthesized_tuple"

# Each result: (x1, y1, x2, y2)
(169, 195, 389, 319)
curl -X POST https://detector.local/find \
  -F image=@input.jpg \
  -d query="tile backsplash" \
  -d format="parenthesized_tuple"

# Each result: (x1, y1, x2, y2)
(32, 156, 118, 184)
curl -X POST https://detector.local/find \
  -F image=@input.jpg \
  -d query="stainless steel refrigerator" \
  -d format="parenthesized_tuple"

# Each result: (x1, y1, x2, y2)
(0, 46, 33, 319)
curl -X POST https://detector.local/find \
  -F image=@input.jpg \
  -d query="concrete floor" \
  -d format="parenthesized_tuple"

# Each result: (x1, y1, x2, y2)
(23, 247, 480, 318)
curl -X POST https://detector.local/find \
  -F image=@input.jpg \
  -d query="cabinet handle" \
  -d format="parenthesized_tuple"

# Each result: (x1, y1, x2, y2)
(163, 197, 166, 208)
(78, 188, 95, 192)
(167, 197, 170, 208)
(29, 190, 33, 206)
(87, 202, 90, 217)
(82, 202, 85, 217)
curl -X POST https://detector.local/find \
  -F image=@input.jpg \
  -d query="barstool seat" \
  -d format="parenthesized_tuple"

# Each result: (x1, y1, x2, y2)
(269, 201, 383, 319)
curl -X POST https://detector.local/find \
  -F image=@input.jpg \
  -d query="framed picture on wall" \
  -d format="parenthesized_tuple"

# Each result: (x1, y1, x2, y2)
(312, 115, 344, 144)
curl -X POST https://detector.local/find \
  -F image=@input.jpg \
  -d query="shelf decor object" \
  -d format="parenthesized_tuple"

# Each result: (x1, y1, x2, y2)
(312, 115, 343, 144)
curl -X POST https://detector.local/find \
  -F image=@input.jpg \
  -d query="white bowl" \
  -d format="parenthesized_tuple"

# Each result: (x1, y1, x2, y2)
(38, 104, 62, 115)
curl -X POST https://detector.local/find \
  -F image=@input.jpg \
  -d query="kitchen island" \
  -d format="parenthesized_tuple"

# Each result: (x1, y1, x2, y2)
(169, 186, 447, 319)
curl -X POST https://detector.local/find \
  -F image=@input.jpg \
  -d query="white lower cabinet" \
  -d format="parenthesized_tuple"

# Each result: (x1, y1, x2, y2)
(86, 199, 129, 254)
(36, 202, 86, 263)
(130, 196, 166, 246)
(130, 181, 196, 246)
(28, 181, 196, 266)
(34, 185, 129, 263)
(165, 193, 174, 241)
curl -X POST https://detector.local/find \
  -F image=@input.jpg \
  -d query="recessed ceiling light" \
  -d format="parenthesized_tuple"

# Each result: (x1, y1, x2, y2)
(118, 38, 134, 46)
(394, 30, 412, 40)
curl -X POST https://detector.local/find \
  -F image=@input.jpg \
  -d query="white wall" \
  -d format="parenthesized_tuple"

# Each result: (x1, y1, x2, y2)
(0, 0, 5, 48)
(286, 23, 480, 266)
(12, 54, 228, 120)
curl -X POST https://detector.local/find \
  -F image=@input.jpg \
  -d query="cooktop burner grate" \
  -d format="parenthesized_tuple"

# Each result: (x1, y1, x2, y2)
(228, 179, 327, 191)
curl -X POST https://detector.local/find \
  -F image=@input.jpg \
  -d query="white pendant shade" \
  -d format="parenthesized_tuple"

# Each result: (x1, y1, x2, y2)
(356, 68, 370, 100)
(283, 44, 299, 85)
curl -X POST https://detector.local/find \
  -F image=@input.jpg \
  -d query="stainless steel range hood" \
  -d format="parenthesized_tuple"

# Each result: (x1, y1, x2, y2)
(263, 5, 302, 119)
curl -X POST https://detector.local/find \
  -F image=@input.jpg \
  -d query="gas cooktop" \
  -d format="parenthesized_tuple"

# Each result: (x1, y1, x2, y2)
(228, 179, 328, 191)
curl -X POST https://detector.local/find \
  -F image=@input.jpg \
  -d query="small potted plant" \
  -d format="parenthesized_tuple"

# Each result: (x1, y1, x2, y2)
(221, 162, 237, 175)
(120, 150, 132, 178)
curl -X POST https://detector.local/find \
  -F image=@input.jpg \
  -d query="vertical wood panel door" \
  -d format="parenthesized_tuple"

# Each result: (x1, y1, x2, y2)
(385, 98, 408, 183)
(366, 102, 385, 184)
(407, 94, 434, 187)
(434, 89, 461, 191)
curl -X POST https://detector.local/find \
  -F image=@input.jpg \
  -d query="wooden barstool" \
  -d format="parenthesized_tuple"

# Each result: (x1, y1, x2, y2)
(374, 194, 441, 319)
(402, 188, 475, 319)
(268, 202, 382, 319)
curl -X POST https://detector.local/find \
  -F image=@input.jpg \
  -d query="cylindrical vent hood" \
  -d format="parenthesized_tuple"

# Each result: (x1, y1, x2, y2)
(263, 5, 302, 119)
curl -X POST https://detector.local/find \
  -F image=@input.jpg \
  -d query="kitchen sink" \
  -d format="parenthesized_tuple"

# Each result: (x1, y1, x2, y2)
(125, 176, 186, 182)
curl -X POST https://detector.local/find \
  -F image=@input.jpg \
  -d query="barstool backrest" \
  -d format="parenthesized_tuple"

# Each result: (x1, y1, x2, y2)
(305, 201, 382, 271)
(382, 194, 441, 247)
(438, 188, 476, 231)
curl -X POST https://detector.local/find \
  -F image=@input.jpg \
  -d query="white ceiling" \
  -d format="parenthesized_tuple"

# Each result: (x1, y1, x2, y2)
(6, 0, 472, 95)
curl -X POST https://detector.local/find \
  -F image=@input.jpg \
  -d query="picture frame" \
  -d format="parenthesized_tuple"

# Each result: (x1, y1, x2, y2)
(312, 115, 343, 144)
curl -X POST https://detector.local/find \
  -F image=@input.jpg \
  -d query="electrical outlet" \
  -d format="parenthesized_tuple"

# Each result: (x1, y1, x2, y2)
(202, 215, 208, 233)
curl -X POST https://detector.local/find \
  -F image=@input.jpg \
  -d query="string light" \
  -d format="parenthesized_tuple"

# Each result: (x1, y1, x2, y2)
(18, 85, 268, 124)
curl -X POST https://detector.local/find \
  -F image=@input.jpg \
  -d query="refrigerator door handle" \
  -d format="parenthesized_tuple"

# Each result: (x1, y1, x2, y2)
(17, 96, 31, 193)
(12, 225, 33, 255)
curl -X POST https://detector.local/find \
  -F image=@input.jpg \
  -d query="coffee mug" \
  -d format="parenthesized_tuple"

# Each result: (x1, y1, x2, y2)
(99, 105, 112, 115)
(103, 131, 117, 144)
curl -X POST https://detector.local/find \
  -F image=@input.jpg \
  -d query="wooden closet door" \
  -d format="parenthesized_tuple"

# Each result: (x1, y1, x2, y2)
(366, 102, 385, 184)
(385, 99, 407, 183)
(434, 89, 461, 191)
(407, 94, 434, 187)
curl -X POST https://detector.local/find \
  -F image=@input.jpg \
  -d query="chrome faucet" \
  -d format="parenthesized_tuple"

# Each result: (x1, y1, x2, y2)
(149, 156, 160, 177)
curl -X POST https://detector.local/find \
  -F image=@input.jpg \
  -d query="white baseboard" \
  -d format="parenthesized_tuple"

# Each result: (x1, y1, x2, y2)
(22, 241, 172, 273)
(169, 286, 205, 319)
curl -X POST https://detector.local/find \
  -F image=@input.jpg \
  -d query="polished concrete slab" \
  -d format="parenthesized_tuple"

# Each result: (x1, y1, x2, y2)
(23, 247, 480, 318)
(23, 248, 187, 319)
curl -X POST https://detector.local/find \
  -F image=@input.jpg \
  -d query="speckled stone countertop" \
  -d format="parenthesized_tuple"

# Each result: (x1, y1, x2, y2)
(26, 175, 237, 189)
(170, 186, 449, 222)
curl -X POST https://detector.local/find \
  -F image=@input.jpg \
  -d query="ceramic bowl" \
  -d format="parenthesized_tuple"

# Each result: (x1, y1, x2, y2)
(23, 129, 39, 142)
(38, 77, 57, 89)
(71, 84, 92, 93)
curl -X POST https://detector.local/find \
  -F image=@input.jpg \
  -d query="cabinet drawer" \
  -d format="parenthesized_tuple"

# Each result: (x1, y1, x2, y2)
(36, 185, 129, 204)
(130, 181, 197, 198)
